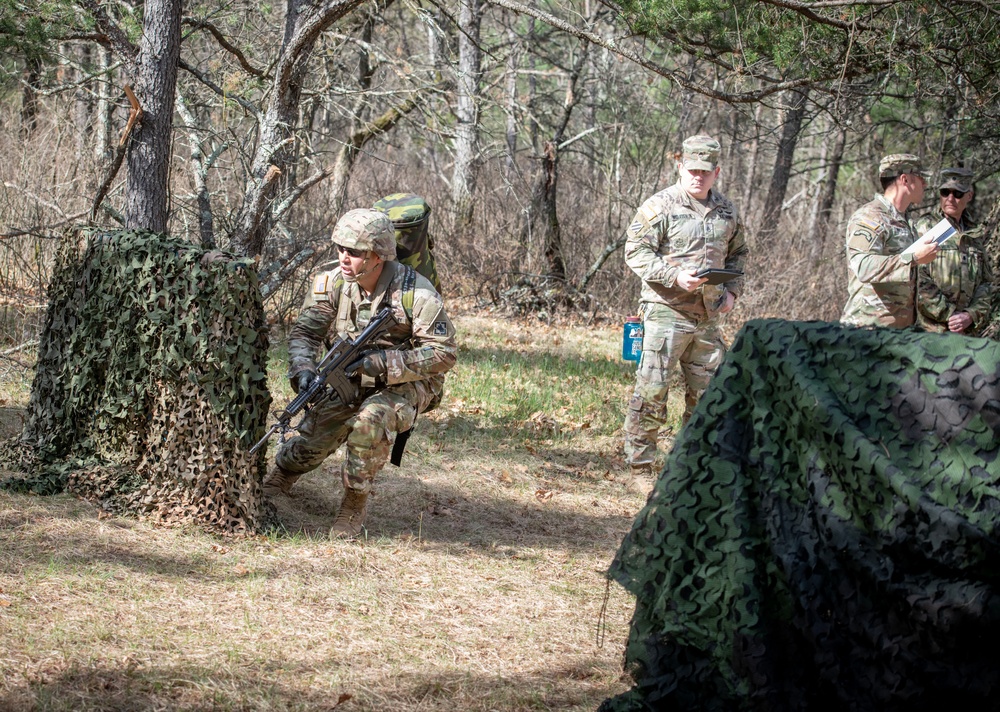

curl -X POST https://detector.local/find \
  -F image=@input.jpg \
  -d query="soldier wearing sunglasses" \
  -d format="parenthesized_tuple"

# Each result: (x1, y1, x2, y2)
(912, 167, 994, 335)
(263, 208, 457, 538)
(842, 154, 940, 328)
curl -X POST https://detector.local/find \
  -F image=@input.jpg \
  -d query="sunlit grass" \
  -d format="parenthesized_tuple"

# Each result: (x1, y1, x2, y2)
(0, 314, 653, 712)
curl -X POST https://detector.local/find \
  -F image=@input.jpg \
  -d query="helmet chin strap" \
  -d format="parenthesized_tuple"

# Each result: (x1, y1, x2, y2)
(343, 253, 380, 283)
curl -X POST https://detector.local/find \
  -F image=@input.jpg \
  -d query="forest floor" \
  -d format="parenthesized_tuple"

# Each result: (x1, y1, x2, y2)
(0, 309, 683, 711)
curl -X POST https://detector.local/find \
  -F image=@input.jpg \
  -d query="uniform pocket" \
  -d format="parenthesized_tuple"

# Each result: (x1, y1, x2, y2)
(642, 336, 667, 354)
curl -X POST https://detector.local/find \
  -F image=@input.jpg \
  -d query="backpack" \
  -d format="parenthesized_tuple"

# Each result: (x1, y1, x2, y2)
(372, 193, 441, 293)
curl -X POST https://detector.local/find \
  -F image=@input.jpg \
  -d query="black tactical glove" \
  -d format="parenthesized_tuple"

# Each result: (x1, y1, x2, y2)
(346, 350, 387, 379)
(291, 371, 315, 394)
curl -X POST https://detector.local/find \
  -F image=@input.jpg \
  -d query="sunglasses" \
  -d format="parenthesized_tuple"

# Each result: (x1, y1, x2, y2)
(940, 188, 967, 199)
(335, 244, 367, 258)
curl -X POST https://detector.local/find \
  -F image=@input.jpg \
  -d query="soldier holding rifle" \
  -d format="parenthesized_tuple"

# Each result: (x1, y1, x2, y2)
(263, 209, 456, 538)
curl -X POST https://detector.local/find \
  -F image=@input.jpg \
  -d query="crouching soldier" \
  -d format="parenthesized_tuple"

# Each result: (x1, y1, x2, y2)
(264, 208, 457, 538)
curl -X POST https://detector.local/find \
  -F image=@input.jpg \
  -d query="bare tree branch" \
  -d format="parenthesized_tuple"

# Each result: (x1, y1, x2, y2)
(183, 18, 267, 77)
(484, 0, 844, 103)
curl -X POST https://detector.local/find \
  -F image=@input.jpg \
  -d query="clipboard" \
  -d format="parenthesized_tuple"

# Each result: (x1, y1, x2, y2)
(902, 218, 957, 255)
(694, 268, 743, 285)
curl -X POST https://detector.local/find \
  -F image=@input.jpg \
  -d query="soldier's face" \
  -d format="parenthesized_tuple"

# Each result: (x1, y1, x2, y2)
(678, 164, 720, 200)
(940, 188, 972, 220)
(338, 247, 380, 280)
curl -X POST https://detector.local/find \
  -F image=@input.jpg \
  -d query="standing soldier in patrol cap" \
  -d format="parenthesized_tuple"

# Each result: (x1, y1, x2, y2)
(263, 208, 457, 538)
(622, 134, 748, 476)
(841, 154, 941, 328)
(913, 167, 995, 334)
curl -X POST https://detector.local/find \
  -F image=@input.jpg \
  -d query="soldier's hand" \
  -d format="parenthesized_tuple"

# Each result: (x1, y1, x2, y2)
(911, 239, 939, 265)
(718, 290, 736, 314)
(676, 269, 709, 292)
(347, 350, 387, 379)
(291, 371, 315, 394)
(948, 311, 973, 333)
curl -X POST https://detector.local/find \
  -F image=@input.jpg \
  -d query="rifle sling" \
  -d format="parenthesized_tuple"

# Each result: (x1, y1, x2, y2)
(390, 425, 412, 467)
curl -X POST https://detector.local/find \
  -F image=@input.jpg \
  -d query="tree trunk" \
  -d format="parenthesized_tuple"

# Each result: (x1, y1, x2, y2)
(94, 47, 114, 165)
(504, 18, 518, 178)
(810, 126, 847, 263)
(20, 56, 42, 138)
(452, 0, 483, 234)
(176, 92, 216, 247)
(537, 141, 565, 279)
(329, 15, 376, 213)
(740, 103, 764, 218)
(757, 88, 809, 240)
(230, 0, 366, 257)
(521, 37, 590, 282)
(123, 0, 182, 232)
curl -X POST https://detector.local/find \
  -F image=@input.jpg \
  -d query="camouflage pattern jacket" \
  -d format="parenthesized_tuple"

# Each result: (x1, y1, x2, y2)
(912, 212, 995, 334)
(842, 194, 926, 328)
(288, 261, 457, 409)
(624, 182, 748, 319)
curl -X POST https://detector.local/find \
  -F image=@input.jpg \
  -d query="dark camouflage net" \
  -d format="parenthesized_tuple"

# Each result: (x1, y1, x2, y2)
(0, 229, 273, 534)
(602, 319, 1000, 711)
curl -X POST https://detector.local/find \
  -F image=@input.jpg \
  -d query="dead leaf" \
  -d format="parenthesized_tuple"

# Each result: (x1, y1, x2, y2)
(535, 489, 554, 501)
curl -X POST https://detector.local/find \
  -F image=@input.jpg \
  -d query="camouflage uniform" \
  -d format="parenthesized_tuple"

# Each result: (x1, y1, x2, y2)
(623, 135, 748, 468)
(841, 154, 933, 328)
(275, 212, 456, 496)
(913, 168, 995, 335)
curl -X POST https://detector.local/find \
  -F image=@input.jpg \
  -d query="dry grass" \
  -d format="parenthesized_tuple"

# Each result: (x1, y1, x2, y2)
(0, 311, 665, 712)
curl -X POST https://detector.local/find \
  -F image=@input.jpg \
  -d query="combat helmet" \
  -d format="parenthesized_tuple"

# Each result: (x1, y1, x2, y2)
(331, 208, 397, 261)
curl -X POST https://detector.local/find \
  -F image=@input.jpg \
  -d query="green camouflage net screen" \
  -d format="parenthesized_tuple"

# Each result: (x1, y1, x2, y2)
(0, 229, 273, 534)
(602, 319, 1000, 712)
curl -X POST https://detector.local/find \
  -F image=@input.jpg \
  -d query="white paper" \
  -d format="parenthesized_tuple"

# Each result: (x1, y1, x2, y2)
(902, 218, 956, 255)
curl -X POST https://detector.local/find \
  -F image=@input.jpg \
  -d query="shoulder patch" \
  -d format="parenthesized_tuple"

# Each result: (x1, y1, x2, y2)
(312, 272, 330, 298)
(432, 320, 449, 336)
(854, 218, 881, 234)
(638, 202, 661, 224)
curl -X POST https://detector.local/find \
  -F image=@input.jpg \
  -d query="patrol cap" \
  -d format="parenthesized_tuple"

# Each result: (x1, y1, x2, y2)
(939, 167, 974, 192)
(681, 135, 721, 171)
(878, 154, 931, 180)
(331, 208, 397, 261)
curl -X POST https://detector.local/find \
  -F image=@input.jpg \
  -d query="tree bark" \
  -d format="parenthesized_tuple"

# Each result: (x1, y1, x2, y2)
(230, 0, 366, 257)
(20, 56, 42, 138)
(452, 0, 483, 234)
(741, 103, 764, 218)
(810, 125, 847, 262)
(504, 18, 519, 178)
(176, 92, 216, 247)
(757, 88, 809, 240)
(123, 0, 183, 233)
(521, 37, 591, 281)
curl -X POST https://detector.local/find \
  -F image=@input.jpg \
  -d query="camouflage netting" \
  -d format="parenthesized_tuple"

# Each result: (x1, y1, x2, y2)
(0, 229, 273, 534)
(602, 320, 1000, 712)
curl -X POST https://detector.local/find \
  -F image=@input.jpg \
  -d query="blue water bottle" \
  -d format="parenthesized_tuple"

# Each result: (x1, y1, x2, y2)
(622, 316, 643, 362)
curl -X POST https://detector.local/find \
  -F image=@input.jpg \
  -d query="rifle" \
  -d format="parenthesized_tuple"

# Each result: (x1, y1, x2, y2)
(249, 306, 396, 456)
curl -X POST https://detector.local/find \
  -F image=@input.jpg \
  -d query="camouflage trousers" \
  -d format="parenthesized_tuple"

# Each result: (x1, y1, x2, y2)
(274, 382, 422, 493)
(623, 303, 726, 467)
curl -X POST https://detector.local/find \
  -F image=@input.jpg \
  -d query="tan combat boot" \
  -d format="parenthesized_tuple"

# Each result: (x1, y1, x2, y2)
(262, 465, 301, 497)
(330, 488, 369, 539)
(630, 463, 656, 478)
